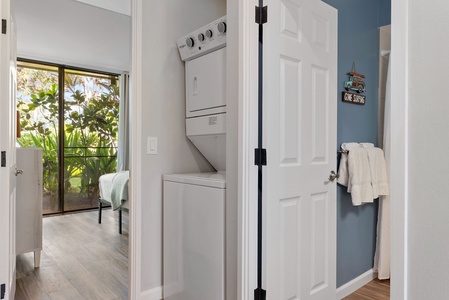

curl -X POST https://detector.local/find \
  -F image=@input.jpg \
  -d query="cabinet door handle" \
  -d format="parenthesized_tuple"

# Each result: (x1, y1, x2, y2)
(15, 168, 23, 176)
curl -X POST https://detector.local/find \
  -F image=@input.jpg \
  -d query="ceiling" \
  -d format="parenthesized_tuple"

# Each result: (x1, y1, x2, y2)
(12, 0, 131, 73)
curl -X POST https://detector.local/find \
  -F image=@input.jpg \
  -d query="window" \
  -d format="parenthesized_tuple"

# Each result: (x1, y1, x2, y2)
(17, 60, 120, 214)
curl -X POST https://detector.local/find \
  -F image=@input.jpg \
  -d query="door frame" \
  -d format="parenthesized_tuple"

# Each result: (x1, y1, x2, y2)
(238, 1, 408, 300)
(0, 0, 16, 298)
(129, 0, 408, 299)
(129, 0, 142, 299)
(390, 0, 408, 299)
(236, 0, 259, 298)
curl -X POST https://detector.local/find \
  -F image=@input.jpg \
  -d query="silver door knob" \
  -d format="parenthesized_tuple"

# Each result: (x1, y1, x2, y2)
(328, 170, 339, 181)
(15, 168, 23, 176)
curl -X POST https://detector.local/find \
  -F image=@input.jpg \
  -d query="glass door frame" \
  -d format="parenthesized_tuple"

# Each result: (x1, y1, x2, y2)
(18, 58, 120, 215)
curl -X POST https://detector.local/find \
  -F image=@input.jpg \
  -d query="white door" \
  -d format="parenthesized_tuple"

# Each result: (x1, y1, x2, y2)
(264, 0, 337, 299)
(0, 1, 17, 298)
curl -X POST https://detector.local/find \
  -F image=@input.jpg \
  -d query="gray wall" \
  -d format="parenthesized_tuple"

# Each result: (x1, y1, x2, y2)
(139, 0, 226, 292)
(322, 0, 391, 287)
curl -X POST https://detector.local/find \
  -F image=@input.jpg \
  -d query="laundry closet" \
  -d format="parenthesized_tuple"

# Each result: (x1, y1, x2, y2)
(135, 1, 234, 298)
(136, 0, 391, 299)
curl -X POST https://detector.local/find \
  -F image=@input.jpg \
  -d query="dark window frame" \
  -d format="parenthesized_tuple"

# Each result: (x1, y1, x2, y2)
(17, 58, 120, 215)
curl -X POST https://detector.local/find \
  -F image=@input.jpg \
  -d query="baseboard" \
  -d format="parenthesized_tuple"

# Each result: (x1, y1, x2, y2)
(140, 286, 163, 300)
(336, 269, 377, 299)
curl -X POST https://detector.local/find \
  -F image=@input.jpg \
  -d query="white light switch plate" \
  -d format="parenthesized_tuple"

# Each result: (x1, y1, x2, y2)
(147, 137, 157, 154)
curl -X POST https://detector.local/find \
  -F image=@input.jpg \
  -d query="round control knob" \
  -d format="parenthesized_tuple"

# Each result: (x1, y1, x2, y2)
(186, 37, 195, 48)
(217, 22, 227, 34)
(198, 33, 205, 42)
(205, 29, 213, 38)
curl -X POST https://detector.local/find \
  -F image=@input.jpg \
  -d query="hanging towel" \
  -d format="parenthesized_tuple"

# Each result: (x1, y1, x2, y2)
(337, 143, 361, 188)
(359, 142, 374, 149)
(341, 142, 361, 151)
(364, 147, 389, 199)
(347, 148, 374, 205)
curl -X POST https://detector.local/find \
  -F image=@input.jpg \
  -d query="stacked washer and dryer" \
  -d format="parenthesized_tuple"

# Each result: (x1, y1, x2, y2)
(163, 16, 227, 300)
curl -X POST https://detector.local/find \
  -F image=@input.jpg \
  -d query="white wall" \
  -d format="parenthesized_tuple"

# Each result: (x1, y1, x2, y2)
(12, 0, 130, 73)
(138, 0, 226, 294)
(397, 0, 449, 298)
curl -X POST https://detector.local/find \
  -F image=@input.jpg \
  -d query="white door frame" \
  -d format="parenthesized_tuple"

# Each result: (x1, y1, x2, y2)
(129, 0, 142, 299)
(238, 1, 409, 300)
(1, 0, 17, 298)
(237, 0, 260, 299)
(129, 0, 409, 299)
(390, 0, 408, 299)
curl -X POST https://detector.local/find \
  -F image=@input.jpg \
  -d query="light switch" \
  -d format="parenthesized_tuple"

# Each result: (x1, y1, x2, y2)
(147, 137, 157, 154)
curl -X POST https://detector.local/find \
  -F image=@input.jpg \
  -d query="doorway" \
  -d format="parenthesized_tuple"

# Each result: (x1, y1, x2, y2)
(10, 0, 132, 299)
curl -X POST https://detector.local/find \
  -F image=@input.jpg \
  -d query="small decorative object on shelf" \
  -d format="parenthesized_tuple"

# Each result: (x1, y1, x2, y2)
(344, 61, 366, 93)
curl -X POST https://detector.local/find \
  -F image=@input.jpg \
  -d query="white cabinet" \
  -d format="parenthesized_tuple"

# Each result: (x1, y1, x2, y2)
(16, 148, 43, 268)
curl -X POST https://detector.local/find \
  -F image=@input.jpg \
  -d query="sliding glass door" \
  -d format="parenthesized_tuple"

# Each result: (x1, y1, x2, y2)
(63, 69, 119, 211)
(17, 62, 60, 214)
(17, 60, 120, 214)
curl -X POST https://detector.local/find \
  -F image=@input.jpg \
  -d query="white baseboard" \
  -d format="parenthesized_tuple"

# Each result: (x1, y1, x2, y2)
(140, 286, 163, 300)
(336, 269, 377, 299)
(137, 270, 376, 300)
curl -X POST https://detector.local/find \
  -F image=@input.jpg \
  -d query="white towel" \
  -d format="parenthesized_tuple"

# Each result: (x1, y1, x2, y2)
(347, 148, 374, 206)
(365, 147, 389, 198)
(360, 143, 374, 149)
(341, 142, 361, 151)
(337, 143, 362, 188)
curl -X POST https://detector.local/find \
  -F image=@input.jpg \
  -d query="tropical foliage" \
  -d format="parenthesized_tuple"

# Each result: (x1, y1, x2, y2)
(17, 65, 119, 210)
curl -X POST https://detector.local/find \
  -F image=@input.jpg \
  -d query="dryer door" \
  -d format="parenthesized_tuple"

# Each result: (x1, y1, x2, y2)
(185, 47, 226, 118)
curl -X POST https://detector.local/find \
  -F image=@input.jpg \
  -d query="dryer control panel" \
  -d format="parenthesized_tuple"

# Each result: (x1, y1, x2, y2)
(177, 16, 227, 61)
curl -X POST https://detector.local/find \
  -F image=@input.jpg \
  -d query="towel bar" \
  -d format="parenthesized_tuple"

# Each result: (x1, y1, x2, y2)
(338, 150, 349, 154)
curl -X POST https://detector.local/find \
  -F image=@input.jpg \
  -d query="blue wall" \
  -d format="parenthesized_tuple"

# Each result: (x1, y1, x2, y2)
(322, 0, 391, 287)
(378, 0, 392, 27)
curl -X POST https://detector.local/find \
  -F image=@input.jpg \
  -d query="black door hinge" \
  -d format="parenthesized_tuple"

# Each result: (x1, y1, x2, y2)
(255, 6, 268, 25)
(254, 287, 266, 300)
(1, 151, 5, 167)
(254, 148, 267, 166)
(1, 19, 6, 34)
(1, 283, 5, 299)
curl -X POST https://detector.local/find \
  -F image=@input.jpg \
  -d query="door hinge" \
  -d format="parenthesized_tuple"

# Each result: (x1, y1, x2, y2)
(255, 6, 268, 25)
(0, 283, 5, 299)
(1, 19, 6, 34)
(254, 287, 266, 300)
(1, 151, 5, 167)
(254, 148, 267, 166)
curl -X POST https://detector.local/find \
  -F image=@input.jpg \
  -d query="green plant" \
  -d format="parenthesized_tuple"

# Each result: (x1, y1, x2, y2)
(17, 65, 120, 210)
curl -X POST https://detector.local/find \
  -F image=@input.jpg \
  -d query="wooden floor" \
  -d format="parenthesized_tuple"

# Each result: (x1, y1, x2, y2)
(15, 209, 128, 300)
(15, 208, 389, 300)
(344, 278, 390, 300)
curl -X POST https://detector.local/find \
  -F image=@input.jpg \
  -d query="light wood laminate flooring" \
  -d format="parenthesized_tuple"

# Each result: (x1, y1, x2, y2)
(15, 209, 128, 300)
(344, 278, 390, 300)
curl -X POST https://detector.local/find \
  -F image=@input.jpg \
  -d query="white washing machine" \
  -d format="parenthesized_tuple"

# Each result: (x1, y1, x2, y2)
(163, 16, 227, 300)
(163, 173, 225, 300)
